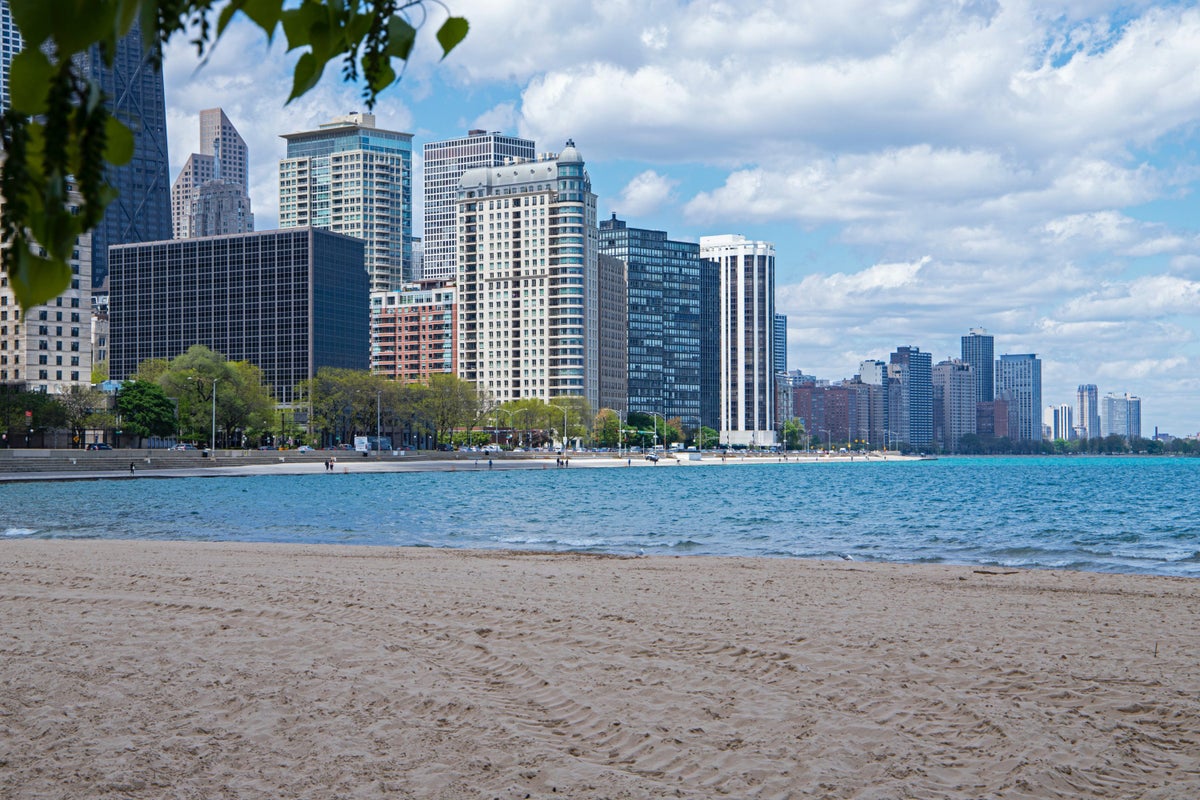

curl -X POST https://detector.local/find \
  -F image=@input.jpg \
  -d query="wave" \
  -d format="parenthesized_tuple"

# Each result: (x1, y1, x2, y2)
(3, 528, 38, 537)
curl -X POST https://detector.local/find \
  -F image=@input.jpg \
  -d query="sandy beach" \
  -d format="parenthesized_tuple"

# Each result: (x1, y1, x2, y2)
(1, 541, 1197, 799)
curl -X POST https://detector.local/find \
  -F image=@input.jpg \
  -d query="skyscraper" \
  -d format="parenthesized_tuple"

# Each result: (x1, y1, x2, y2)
(599, 215, 702, 431)
(77, 18, 173, 291)
(1101, 392, 1142, 440)
(889, 346, 933, 448)
(773, 314, 788, 376)
(109, 228, 368, 402)
(1052, 404, 1074, 441)
(1, 0, 21, 112)
(933, 358, 976, 452)
(700, 234, 776, 447)
(455, 140, 600, 410)
(1077, 384, 1101, 439)
(961, 327, 995, 403)
(995, 353, 1043, 441)
(172, 108, 253, 239)
(280, 112, 412, 291)
(423, 130, 536, 283)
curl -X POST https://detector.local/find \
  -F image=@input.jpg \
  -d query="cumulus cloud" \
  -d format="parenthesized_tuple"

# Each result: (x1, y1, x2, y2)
(613, 170, 678, 218)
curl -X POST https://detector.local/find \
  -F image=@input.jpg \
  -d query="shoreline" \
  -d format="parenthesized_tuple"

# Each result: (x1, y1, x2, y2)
(3, 539, 1198, 798)
(0, 448, 924, 483)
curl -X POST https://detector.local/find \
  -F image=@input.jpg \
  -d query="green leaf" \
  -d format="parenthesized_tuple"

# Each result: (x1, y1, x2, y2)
(288, 52, 323, 103)
(104, 117, 135, 166)
(229, 0, 285, 38)
(8, 246, 72, 311)
(386, 16, 416, 61)
(8, 48, 54, 115)
(436, 17, 469, 58)
(6, 0, 53, 47)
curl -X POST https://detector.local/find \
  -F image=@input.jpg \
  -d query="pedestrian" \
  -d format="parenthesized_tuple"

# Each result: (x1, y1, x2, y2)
(129, 461, 135, 474)
(488, 458, 493, 469)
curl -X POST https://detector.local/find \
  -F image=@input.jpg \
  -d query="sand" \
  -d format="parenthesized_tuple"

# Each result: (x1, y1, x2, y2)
(1, 541, 1197, 799)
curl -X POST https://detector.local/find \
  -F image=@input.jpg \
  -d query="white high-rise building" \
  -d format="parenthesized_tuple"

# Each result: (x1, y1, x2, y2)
(280, 112, 412, 291)
(455, 140, 599, 409)
(1, 0, 21, 112)
(423, 130, 535, 282)
(995, 353, 1042, 442)
(1101, 392, 1142, 440)
(171, 108, 253, 239)
(700, 234, 776, 447)
(1077, 384, 1101, 439)
(1052, 404, 1074, 441)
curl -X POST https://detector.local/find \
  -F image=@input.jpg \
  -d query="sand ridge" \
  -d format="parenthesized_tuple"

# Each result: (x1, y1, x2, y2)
(1, 540, 1198, 798)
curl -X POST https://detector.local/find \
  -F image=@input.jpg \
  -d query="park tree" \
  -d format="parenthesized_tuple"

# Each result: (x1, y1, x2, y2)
(782, 418, 804, 450)
(593, 409, 621, 448)
(58, 384, 106, 448)
(302, 367, 386, 446)
(116, 380, 176, 442)
(697, 426, 720, 449)
(150, 345, 274, 447)
(423, 373, 480, 447)
(1, 1, 467, 312)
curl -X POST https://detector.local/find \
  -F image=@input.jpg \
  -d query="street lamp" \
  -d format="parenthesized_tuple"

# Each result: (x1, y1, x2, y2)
(492, 408, 512, 447)
(548, 404, 570, 454)
(649, 411, 666, 453)
(819, 427, 832, 453)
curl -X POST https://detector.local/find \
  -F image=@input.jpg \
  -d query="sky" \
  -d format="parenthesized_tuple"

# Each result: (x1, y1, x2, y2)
(162, 0, 1200, 436)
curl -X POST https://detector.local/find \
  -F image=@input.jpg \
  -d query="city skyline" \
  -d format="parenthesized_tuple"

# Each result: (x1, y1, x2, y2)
(158, 2, 1200, 433)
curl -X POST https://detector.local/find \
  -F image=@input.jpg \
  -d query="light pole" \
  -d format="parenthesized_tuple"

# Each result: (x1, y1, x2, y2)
(548, 404, 570, 454)
(819, 427, 832, 453)
(649, 411, 666, 453)
(376, 389, 382, 457)
(493, 408, 514, 448)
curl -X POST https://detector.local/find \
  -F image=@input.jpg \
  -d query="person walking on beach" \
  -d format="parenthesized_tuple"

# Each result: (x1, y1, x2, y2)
(129, 461, 135, 474)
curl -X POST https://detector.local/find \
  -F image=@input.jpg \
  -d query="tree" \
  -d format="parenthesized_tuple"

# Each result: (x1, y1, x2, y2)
(58, 384, 105, 448)
(423, 373, 480, 446)
(697, 426, 720, 449)
(781, 418, 804, 450)
(116, 380, 176, 442)
(1, 1, 467, 311)
(593, 408, 621, 448)
(150, 345, 275, 447)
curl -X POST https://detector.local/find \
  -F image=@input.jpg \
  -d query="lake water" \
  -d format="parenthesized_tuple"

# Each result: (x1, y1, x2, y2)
(4, 456, 1198, 576)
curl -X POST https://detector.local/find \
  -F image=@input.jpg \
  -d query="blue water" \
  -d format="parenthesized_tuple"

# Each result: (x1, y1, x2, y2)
(3, 457, 1198, 576)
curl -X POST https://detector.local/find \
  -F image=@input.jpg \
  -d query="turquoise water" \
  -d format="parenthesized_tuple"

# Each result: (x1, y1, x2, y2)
(3, 457, 1198, 576)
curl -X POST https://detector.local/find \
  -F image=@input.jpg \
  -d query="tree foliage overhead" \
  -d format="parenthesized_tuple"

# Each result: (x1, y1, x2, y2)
(0, 0, 467, 310)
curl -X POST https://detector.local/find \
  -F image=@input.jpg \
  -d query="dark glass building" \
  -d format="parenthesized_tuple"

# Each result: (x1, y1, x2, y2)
(961, 327, 995, 403)
(599, 215, 702, 432)
(109, 228, 368, 403)
(890, 345, 933, 448)
(77, 20, 173, 291)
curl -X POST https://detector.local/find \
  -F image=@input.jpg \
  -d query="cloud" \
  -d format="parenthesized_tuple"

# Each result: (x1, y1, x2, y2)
(612, 170, 678, 218)
(1057, 275, 1200, 320)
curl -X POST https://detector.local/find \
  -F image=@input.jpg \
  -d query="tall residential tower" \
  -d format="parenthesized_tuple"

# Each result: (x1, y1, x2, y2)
(280, 112, 412, 291)
(599, 215, 701, 431)
(455, 141, 601, 410)
(996, 353, 1043, 441)
(423, 130, 535, 282)
(700, 234, 776, 447)
(961, 327, 995, 403)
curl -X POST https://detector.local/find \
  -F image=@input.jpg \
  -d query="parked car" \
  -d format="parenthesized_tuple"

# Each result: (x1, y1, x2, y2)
(296, 445, 313, 453)
(85, 443, 113, 450)
(171, 443, 198, 451)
